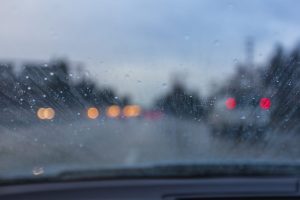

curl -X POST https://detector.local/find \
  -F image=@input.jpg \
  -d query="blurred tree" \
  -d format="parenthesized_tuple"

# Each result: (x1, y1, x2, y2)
(263, 44, 300, 130)
(155, 81, 205, 120)
(0, 59, 131, 126)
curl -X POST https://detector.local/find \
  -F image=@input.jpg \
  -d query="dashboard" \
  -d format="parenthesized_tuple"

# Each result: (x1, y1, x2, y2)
(0, 177, 300, 200)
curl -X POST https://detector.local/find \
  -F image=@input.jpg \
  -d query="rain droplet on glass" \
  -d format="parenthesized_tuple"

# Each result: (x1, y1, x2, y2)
(32, 167, 44, 176)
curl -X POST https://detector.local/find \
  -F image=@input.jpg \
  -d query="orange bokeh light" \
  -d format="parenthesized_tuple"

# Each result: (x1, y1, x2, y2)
(123, 105, 141, 118)
(44, 108, 55, 119)
(106, 105, 121, 118)
(87, 107, 100, 119)
(37, 107, 55, 120)
(37, 108, 46, 119)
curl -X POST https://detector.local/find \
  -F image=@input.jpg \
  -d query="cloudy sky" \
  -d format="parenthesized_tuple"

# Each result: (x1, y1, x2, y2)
(0, 0, 300, 105)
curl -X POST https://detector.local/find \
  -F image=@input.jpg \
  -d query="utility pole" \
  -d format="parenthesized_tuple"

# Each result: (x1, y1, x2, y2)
(246, 37, 254, 68)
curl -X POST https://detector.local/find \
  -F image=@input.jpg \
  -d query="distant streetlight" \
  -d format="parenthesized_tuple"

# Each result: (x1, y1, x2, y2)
(87, 107, 100, 119)
(106, 105, 121, 118)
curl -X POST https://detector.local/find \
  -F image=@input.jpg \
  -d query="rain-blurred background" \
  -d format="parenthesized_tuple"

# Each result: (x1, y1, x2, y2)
(1, 0, 300, 177)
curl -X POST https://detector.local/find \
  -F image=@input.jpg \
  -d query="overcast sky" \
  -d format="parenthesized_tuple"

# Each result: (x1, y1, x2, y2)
(0, 0, 300, 105)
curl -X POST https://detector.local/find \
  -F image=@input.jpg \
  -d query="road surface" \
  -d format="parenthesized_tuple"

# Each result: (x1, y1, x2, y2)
(0, 117, 299, 177)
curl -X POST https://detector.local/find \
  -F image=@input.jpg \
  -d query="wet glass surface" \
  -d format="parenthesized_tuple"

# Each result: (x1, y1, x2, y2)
(0, 0, 300, 180)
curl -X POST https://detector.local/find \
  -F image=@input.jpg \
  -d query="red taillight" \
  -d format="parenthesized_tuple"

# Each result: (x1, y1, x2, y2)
(260, 97, 271, 110)
(225, 97, 236, 110)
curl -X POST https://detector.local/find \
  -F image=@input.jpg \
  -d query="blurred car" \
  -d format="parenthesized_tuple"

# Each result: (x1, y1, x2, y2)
(208, 96, 271, 141)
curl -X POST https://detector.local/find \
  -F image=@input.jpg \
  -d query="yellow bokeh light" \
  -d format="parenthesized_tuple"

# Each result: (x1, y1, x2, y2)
(106, 105, 121, 118)
(37, 107, 55, 120)
(123, 105, 141, 118)
(87, 107, 99, 119)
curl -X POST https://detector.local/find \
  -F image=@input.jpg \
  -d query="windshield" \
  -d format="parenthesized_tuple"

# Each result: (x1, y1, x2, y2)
(1, 0, 300, 182)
